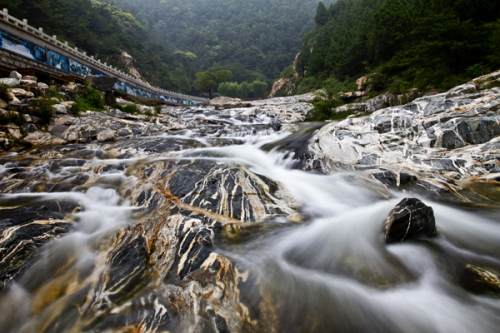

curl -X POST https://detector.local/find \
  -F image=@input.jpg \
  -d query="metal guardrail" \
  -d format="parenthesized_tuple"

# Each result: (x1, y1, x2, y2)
(0, 8, 208, 104)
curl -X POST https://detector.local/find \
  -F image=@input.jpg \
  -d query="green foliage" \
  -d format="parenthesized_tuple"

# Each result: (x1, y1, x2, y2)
(295, 0, 500, 95)
(370, 0, 411, 63)
(144, 110, 153, 117)
(306, 78, 344, 121)
(239, 82, 251, 99)
(280, 66, 295, 79)
(36, 98, 57, 125)
(122, 103, 140, 114)
(219, 82, 241, 98)
(315, 2, 329, 26)
(82, 87, 106, 110)
(0, 0, 194, 93)
(101, 0, 335, 88)
(153, 105, 162, 114)
(0, 83, 9, 101)
(71, 102, 82, 117)
(195, 70, 233, 98)
(486, 19, 500, 67)
(307, 109, 357, 121)
(308, 28, 331, 75)
(215, 70, 233, 83)
(219, 80, 267, 99)
(194, 72, 217, 97)
(48, 88, 58, 98)
(296, 76, 322, 94)
(252, 80, 268, 98)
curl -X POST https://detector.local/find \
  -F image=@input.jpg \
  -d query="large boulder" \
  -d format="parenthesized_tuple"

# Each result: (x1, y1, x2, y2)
(0, 78, 20, 88)
(268, 77, 296, 98)
(21, 98, 39, 108)
(0, 109, 9, 121)
(7, 103, 29, 113)
(9, 71, 22, 80)
(11, 88, 34, 98)
(20, 79, 38, 88)
(22, 131, 66, 146)
(23, 75, 38, 82)
(384, 198, 436, 244)
(86, 75, 118, 92)
(97, 129, 116, 142)
(52, 104, 70, 115)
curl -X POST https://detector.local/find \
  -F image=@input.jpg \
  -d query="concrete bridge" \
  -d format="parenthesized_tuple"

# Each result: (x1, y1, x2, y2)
(0, 8, 208, 106)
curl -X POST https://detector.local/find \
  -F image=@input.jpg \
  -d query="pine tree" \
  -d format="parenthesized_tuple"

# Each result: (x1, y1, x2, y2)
(314, 2, 329, 26)
(308, 28, 331, 75)
(370, 0, 412, 63)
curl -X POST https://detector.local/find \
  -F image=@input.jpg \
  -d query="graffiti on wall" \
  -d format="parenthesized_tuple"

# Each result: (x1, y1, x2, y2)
(47, 50, 69, 72)
(0, 28, 204, 105)
(0, 29, 46, 63)
(114, 80, 127, 94)
(69, 58, 92, 76)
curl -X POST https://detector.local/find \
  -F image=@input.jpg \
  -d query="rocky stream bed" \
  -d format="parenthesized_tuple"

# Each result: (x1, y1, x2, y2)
(0, 71, 500, 332)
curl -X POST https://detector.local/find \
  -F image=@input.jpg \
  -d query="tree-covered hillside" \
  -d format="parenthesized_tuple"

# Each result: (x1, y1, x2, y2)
(293, 0, 500, 95)
(0, 0, 192, 92)
(102, 0, 335, 88)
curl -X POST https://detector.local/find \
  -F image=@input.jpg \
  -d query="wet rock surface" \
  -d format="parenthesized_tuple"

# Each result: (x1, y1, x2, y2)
(460, 265, 500, 297)
(0, 72, 499, 332)
(0, 95, 308, 332)
(301, 71, 500, 204)
(384, 198, 436, 243)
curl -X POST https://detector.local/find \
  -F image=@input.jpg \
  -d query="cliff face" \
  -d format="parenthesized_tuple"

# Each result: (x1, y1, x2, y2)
(119, 51, 142, 80)
(268, 53, 300, 98)
(268, 77, 296, 98)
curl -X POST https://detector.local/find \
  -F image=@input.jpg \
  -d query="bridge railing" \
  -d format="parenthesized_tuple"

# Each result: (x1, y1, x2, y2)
(0, 8, 208, 104)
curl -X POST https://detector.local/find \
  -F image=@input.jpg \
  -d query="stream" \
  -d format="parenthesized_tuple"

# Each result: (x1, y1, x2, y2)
(0, 105, 500, 333)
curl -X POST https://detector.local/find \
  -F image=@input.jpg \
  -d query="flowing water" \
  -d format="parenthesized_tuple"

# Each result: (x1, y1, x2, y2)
(0, 107, 500, 332)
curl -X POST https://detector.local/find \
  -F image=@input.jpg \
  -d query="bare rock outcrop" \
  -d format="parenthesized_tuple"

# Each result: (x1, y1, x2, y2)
(268, 77, 296, 98)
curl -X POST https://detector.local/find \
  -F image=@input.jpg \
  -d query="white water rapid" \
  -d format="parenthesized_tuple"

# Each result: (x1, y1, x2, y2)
(0, 107, 499, 333)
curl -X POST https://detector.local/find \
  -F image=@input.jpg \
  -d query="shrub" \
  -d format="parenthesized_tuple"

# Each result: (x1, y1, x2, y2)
(305, 78, 345, 121)
(48, 88, 58, 98)
(252, 80, 268, 98)
(0, 83, 10, 100)
(144, 110, 153, 117)
(153, 105, 161, 114)
(82, 87, 105, 110)
(35, 98, 57, 124)
(280, 65, 295, 79)
(122, 103, 140, 114)
(71, 101, 82, 117)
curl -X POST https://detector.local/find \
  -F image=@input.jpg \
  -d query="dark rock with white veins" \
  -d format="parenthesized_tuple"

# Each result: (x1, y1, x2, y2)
(384, 198, 436, 244)
(0, 200, 81, 288)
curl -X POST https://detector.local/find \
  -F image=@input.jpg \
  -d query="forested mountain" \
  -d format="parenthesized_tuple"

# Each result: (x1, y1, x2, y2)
(101, 0, 334, 89)
(293, 0, 500, 95)
(0, 0, 192, 92)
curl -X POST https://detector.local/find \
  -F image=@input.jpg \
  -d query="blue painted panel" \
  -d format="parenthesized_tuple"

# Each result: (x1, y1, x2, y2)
(47, 50, 69, 72)
(0, 29, 46, 63)
(69, 58, 92, 76)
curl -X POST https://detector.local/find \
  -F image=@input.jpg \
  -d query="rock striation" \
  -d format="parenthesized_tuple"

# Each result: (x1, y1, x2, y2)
(384, 198, 436, 243)
(300, 70, 500, 203)
(0, 68, 500, 332)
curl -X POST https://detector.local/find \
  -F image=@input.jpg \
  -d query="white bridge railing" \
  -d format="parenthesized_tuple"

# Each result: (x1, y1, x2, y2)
(0, 8, 208, 104)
